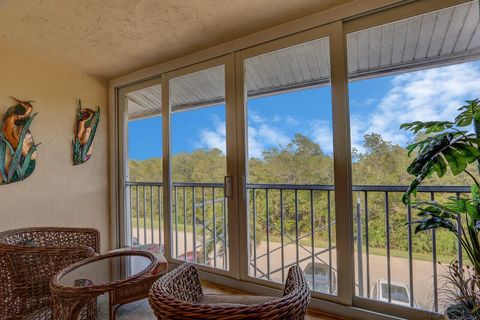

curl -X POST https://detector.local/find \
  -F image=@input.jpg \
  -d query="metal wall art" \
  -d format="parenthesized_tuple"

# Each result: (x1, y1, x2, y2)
(0, 97, 39, 185)
(72, 100, 100, 165)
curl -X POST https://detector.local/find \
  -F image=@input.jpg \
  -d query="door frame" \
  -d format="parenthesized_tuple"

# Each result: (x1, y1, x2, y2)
(234, 21, 354, 306)
(117, 76, 163, 248)
(162, 54, 239, 279)
(108, 1, 472, 319)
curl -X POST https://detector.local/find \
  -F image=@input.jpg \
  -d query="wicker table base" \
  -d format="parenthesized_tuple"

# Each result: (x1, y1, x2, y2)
(108, 245, 168, 319)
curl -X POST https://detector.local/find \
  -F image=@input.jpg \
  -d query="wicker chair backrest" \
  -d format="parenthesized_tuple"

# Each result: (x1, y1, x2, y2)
(149, 263, 311, 320)
(0, 227, 99, 319)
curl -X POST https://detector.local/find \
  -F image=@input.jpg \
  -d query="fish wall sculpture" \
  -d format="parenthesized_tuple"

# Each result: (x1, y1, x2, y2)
(72, 100, 100, 165)
(0, 97, 39, 184)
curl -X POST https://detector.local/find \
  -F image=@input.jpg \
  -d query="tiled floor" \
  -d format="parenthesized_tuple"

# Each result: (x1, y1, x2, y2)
(98, 281, 342, 320)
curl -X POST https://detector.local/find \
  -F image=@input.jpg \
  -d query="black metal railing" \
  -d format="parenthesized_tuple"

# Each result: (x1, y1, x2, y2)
(126, 181, 228, 270)
(247, 184, 336, 295)
(171, 182, 228, 270)
(126, 182, 164, 246)
(125, 181, 469, 312)
(349, 185, 468, 312)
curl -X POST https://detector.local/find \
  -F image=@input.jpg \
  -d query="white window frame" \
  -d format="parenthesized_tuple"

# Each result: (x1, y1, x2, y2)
(109, 1, 472, 319)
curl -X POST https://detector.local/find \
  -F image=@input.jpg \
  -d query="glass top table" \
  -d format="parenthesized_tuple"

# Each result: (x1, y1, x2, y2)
(58, 253, 152, 287)
(51, 250, 157, 320)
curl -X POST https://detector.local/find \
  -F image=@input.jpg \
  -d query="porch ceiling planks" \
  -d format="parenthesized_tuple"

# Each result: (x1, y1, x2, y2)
(348, 0, 480, 76)
(127, 0, 480, 121)
(127, 84, 162, 120)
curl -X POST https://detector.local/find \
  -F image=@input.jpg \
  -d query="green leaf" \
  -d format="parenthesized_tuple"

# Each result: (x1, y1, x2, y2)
(401, 129, 480, 201)
(431, 155, 447, 177)
(19, 144, 37, 177)
(443, 147, 467, 175)
(445, 198, 480, 220)
(400, 121, 454, 134)
(0, 140, 7, 182)
(7, 113, 37, 182)
(455, 99, 480, 127)
(472, 184, 480, 200)
(72, 138, 82, 165)
(405, 132, 455, 175)
(403, 176, 421, 204)
(454, 143, 480, 163)
(80, 108, 100, 164)
(4, 139, 14, 155)
(413, 202, 458, 219)
(413, 216, 457, 234)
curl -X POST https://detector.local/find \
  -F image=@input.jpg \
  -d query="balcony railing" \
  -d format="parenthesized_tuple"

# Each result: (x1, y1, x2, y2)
(126, 181, 228, 270)
(125, 181, 469, 312)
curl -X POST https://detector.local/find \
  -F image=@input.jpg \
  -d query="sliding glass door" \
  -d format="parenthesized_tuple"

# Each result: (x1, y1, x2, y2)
(346, 0, 480, 317)
(164, 56, 238, 275)
(233, 24, 352, 304)
(115, 2, 479, 318)
(118, 78, 164, 248)
(168, 64, 230, 270)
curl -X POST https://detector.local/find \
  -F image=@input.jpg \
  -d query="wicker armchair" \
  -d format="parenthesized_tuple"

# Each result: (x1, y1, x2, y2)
(149, 263, 311, 320)
(0, 227, 100, 319)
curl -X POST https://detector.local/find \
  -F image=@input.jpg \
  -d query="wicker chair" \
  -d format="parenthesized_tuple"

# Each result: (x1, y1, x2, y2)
(149, 263, 311, 320)
(0, 227, 100, 320)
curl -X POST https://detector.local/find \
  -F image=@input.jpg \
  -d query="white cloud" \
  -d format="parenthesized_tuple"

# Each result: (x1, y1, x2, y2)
(198, 63, 480, 159)
(285, 116, 299, 126)
(258, 124, 290, 146)
(247, 126, 263, 158)
(309, 120, 333, 154)
(198, 118, 290, 158)
(272, 115, 282, 123)
(202, 111, 298, 158)
(199, 120, 226, 154)
(247, 123, 291, 158)
(352, 62, 480, 150)
(249, 112, 266, 124)
(363, 98, 378, 107)
(350, 115, 368, 153)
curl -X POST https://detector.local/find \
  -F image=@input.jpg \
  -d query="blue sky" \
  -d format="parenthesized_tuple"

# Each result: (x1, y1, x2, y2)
(128, 60, 480, 161)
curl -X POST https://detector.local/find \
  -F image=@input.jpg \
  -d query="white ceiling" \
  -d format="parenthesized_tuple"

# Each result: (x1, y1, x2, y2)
(0, 0, 351, 79)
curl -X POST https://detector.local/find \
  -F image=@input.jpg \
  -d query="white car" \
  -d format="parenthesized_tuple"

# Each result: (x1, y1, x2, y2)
(371, 279, 414, 307)
(303, 262, 337, 294)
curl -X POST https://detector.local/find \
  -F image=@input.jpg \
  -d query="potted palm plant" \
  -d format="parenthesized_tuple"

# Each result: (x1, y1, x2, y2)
(401, 99, 480, 319)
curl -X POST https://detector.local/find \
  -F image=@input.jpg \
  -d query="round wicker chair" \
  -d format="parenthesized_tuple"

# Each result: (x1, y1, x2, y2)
(149, 263, 311, 320)
(0, 227, 100, 319)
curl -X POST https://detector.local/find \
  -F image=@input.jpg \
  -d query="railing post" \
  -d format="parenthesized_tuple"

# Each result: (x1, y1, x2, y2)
(126, 185, 132, 246)
(356, 195, 363, 297)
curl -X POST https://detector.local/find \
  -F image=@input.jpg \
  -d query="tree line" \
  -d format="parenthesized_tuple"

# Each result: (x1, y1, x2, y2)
(128, 133, 472, 260)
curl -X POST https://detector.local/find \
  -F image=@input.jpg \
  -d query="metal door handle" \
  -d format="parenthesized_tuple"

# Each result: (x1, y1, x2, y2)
(224, 176, 232, 198)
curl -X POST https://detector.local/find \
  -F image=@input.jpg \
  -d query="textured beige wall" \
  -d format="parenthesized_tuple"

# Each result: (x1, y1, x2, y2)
(0, 44, 110, 251)
(0, 0, 352, 78)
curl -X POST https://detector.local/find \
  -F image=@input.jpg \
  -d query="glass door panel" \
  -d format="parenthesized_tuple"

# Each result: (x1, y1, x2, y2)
(169, 65, 229, 270)
(124, 83, 163, 248)
(347, 0, 480, 312)
(244, 37, 337, 295)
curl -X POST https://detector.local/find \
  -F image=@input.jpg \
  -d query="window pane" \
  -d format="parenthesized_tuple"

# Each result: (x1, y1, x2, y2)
(244, 37, 337, 295)
(126, 84, 163, 247)
(348, 0, 480, 312)
(170, 65, 228, 270)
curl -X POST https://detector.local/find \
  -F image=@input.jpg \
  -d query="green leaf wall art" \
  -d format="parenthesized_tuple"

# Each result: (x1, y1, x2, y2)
(0, 97, 39, 185)
(72, 100, 100, 165)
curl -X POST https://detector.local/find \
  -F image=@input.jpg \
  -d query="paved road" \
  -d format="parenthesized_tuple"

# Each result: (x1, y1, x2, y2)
(133, 228, 446, 311)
